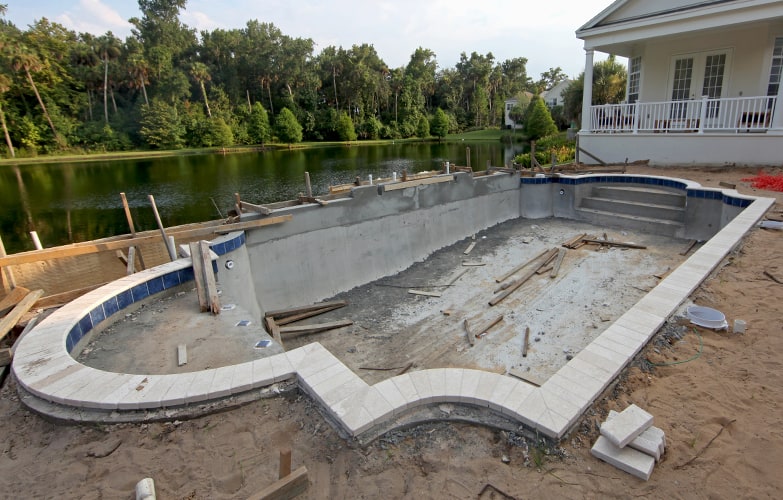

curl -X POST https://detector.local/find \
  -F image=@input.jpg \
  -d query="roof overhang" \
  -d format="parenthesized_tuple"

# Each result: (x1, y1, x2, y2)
(576, 0, 783, 56)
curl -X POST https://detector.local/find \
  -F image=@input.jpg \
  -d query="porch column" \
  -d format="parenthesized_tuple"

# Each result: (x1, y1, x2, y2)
(769, 80, 783, 134)
(580, 49, 595, 132)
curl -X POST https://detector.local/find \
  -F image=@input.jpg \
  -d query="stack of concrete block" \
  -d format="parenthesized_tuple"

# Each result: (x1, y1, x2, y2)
(590, 404, 666, 480)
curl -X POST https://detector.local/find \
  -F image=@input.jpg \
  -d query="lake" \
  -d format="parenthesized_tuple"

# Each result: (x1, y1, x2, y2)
(0, 141, 522, 254)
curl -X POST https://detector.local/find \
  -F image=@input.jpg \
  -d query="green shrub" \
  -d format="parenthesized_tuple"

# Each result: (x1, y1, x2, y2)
(513, 134, 575, 168)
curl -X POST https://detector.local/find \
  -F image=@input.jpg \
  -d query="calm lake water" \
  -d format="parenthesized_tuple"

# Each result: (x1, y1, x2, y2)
(0, 141, 522, 254)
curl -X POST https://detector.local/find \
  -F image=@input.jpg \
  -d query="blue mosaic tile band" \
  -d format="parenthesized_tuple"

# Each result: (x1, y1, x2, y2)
(66, 231, 248, 354)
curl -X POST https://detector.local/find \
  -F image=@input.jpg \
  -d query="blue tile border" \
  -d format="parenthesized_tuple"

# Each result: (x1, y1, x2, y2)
(65, 231, 250, 354)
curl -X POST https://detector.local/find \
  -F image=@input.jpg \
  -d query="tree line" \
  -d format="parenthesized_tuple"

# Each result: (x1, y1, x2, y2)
(0, 1, 587, 158)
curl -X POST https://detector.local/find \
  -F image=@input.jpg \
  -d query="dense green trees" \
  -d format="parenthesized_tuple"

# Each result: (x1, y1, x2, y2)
(562, 55, 627, 127)
(0, 0, 562, 157)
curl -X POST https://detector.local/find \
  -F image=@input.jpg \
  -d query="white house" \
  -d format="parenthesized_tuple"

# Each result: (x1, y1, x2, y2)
(504, 98, 520, 129)
(575, 0, 783, 166)
(541, 79, 572, 108)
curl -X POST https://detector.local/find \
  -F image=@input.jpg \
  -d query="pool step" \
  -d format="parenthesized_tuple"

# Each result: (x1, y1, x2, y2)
(575, 207, 684, 237)
(593, 186, 685, 207)
(580, 196, 685, 222)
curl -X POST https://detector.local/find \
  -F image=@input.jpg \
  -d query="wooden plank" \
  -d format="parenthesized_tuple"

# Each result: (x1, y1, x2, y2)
(120, 192, 146, 270)
(0, 286, 31, 317)
(279, 448, 292, 480)
(464, 319, 475, 346)
(0, 348, 11, 367)
(561, 233, 586, 249)
(177, 344, 187, 366)
(274, 303, 346, 326)
(719, 181, 736, 189)
(461, 260, 485, 267)
(265, 316, 284, 348)
(495, 248, 548, 283)
(199, 240, 221, 314)
(463, 241, 476, 255)
(382, 174, 454, 192)
(265, 300, 348, 320)
(0, 289, 43, 344)
(679, 239, 697, 256)
(447, 269, 469, 286)
(507, 369, 542, 387)
(247, 466, 308, 500)
(550, 248, 567, 278)
(522, 326, 530, 357)
(189, 242, 208, 313)
(149, 194, 177, 261)
(278, 319, 353, 336)
(535, 265, 554, 275)
(581, 238, 647, 249)
(489, 264, 540, 307)
(0, 215, 293, 268)
(407, 289, 442, 297)
(126, 246, 137, 275)
(475, 314, 504, 339)
(240, 200, 272, 215)
(0, 234, 18, 290)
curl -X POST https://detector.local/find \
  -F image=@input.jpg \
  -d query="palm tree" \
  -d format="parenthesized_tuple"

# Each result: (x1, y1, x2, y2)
(127, 53, 150, 106)
(0, 74, 15, 158)
(189, 61, 212, 118)
(97, 34, 122, 124)
(10, 43, 61, 145)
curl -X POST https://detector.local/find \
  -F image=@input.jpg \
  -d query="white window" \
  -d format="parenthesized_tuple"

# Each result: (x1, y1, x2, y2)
(767, 37, 783, 97)
(627, 56, 641, 104)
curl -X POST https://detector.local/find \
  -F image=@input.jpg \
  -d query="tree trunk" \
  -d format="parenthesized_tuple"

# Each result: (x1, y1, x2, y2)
(141, 79, 149, 106)
(333, 66, 339, 111)
(266, 82, 274, 116)
(246, 89, 251, 112)
(201, 81, 211, 118)
(103, 58, 109, 124)
(25, 67, 60, 144)
(87, 89, 93, 121)
(0, 104, 15, 158)
(110, 86, 118, 114)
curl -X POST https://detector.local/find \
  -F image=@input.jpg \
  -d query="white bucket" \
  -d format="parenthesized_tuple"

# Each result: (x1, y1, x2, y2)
(733, 319, 747, 334)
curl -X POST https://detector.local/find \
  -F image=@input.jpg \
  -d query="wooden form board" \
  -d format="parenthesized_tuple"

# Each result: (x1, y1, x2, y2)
(382, 174, 454, 192)
(265, 300, 348, 320)
(0, 289, 43, 343)
(0, 215, 292, 268)
(247, 466, 309, 500)
(278, 319, 353, 336)
(0, 286, 31, 317)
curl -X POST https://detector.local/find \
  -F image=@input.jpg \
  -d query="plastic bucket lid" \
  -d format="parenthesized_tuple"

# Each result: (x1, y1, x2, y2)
(686, 305, 726, 328)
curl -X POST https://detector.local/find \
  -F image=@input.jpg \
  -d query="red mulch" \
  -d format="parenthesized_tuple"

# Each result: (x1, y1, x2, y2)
(741, 173, 783, 192)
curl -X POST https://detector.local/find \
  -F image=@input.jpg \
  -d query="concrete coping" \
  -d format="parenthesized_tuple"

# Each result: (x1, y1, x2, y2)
(10, 179, 775, 441)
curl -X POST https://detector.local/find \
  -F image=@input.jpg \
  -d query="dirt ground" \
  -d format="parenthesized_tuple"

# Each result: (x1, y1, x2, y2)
(1, 165, 782, 499)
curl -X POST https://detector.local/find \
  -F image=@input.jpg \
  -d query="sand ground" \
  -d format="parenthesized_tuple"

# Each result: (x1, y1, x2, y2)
(1, 165, 781, 499)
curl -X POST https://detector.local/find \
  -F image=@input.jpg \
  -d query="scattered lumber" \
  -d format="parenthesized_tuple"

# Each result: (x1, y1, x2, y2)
(265, 300, 348, 320)
(248, 448, 309, 500)
(0, 289, 43, 344)
(490, 265, 541, 307)
(561, 233, 587, 249)
(495, 248, 549, 283)
(718, 181, 736, 189)
(278, 319, 353, 336)
(382, 174, 454, 192)
(550, 248, 566, 278)
(264, 316, 283, 348)
(408, 289, 442, 297)
(0, 348, 11, 367)
(239, 200, 272, 215)
(474, 314, 504, 339)
(581, 238, 647, 249)
(447, 269, 469, 286)
(274, 303, 346, 326)
(535, 265, 553, 275)
(463, 241, 476, 255)
(507, 368, 542, 387)
(764, 269, 783, 285)
(0, 286, 31, 317)
(522, 326, 530, 357)
(464, 319, 475, 346)
(679, 239, 697, 256)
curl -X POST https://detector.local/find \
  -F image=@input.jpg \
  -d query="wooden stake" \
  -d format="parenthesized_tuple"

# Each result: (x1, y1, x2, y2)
(464, 319, 475, 346)
(149, 194, 177, 261)
(120, 192, 146, 269)
(265, 300, 348, 320)
(0, 235, 17, 290)
(489, 264, 541, 306)
(474, 314, 504, 339)
(279, 448, 292, 480)
(408, 289, 442, 297)
(0, 286, 31, 317)
(126, 246, 136, 275)
(234, 192, 242, 216)
(274, 303, 346, 326)
(247, 466, 309, 500)
(264, 316, 284, 348)
(522, 326, 530, 357)
(189, 242, 208, 313)
(199, 240, 221, 314)
(304, 172, 313, 198)
(463, 241, 476, 255)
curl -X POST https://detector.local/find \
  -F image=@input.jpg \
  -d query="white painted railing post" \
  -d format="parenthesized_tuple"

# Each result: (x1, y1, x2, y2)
(698, 96, 708, 134)
(632, 102, 639, 134)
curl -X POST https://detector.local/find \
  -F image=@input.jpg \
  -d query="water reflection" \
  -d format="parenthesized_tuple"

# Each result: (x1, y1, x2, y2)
(0, 142, 522, 253)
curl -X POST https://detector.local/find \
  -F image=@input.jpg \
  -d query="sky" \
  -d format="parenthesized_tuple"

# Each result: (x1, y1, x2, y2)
(3, 0, 617, 79)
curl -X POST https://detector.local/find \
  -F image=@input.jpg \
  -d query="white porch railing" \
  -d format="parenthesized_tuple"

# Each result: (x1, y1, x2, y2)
(589, 96, 776, 134)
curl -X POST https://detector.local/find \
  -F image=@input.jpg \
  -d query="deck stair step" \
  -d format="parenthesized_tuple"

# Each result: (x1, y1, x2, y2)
(593, 186, 685, 207)
(580, 196, 685, 222)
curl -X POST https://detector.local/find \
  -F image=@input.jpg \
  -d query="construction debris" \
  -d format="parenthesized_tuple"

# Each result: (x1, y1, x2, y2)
(407, 289, 442, 297)
(0, 288, 43, 345)
(278, 319, 353, 336)
(591, 404, 665, 481)
(522, 326, 530, 357)
(581, 238, 647, 249)
(248, 448, 309, 500)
